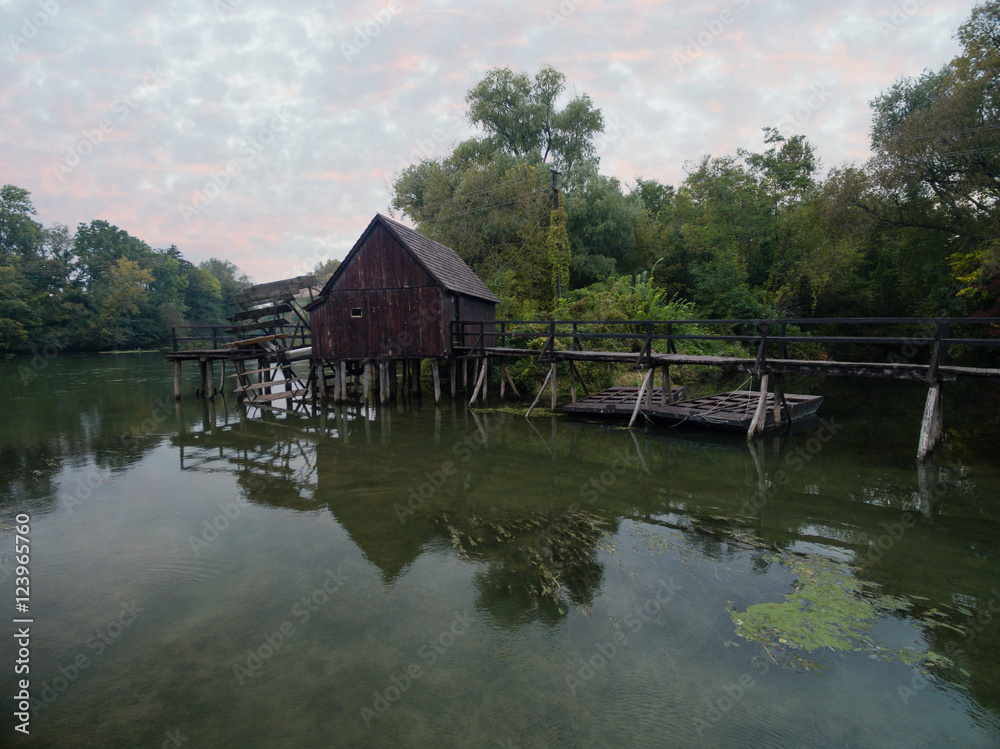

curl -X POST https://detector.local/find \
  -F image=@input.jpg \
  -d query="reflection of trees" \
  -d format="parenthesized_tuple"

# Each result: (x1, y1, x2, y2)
(0, 354, 189, 523)
(435, 508, 607, 623)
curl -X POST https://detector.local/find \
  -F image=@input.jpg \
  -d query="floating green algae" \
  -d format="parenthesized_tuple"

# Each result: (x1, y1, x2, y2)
(730, 553, 954, 673)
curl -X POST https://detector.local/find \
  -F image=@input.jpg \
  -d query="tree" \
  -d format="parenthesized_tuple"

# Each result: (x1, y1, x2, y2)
(862, 1, 1000, 311)
(0, 185, 43, 258)
(465, 66, 604, 173)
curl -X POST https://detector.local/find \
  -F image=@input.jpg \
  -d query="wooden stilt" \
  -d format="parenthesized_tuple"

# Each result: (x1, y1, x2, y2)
(550, 363, 558, 411)
(526, 366, 554, 418)
(363, 362, 372, 406)
(662, 365, 674, 405)
(918, 383, 943, 460)
(432, 359, 441, 404)
(450, 358, 457, 398)
(468, 358, 488, 406)
(747, 374, 770, 440)
(569, 361, 577, 403)
(644, 366, 653, 406)
(339, 361, 347, 401)
(500, 362, 507, 400)
(218, 360, 225, 398)
(629, 367, 655, 428)
(380, 362, 389, 404)
(174, 361, 182, 400)
(415, 359, 422, 398)
(390, 361, 397, 400)
(198, 358, 208, 399)
(463, 357, 469, 390)
(504, 365, 521, 398)
(773, 375, 788, 427)
(316, 361, 327, 400)
(207, 359, 216, 399)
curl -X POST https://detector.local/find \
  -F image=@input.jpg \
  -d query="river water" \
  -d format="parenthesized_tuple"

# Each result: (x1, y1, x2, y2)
(1, 353, 998, 748)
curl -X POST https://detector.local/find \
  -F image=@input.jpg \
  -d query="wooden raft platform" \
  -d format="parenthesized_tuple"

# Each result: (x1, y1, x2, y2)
(563, 387, 686, 417)
(564, 388, 822, 431)
(642, 391, 822, 430)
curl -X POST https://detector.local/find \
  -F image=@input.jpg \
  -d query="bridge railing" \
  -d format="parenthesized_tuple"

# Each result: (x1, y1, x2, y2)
(170, 324, 236, 351)
(451, 317, 1000, 375)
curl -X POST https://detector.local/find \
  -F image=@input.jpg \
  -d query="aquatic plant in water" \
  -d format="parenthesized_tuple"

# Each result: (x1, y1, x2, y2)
(730, 553, 955, 674)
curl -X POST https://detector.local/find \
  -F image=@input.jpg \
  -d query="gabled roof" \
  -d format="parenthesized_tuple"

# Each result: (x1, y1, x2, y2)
(310, 213, 499, 306)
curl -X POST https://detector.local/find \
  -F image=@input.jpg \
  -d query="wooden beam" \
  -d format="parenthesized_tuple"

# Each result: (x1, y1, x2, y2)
(628, 367, 655, 428)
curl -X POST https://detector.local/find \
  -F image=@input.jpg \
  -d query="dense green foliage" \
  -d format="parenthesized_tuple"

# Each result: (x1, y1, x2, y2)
(0, 186, 254, 352)
(392, 4, 1000, 322)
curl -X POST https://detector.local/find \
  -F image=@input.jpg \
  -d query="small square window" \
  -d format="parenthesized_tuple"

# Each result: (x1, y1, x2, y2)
(351, 308, 362, 318)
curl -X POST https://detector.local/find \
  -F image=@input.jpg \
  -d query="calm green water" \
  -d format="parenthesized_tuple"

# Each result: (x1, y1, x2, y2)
(1, 353, 999, 748)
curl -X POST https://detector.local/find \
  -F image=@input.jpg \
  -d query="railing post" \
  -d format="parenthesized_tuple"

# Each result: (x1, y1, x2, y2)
(755, 323, 769, 375)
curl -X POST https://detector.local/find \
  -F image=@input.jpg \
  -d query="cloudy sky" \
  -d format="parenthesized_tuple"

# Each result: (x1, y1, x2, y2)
(1, 0, 975, 281)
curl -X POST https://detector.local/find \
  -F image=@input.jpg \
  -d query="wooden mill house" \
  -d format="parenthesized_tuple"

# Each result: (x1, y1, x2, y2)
(305, 213, 498, 402)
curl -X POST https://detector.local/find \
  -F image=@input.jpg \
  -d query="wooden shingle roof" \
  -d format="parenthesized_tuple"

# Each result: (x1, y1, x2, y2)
(312, 213, 499, 305)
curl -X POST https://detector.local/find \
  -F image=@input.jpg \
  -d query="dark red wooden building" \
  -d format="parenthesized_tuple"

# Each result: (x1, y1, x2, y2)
(306, 213, 498, 362)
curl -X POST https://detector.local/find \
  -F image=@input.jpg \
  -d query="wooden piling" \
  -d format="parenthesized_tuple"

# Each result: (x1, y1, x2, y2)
(628, 367, 655, 428)
(917, 384, 943, 460)
(363, 362, 372, 406)
(450, 358, 457, 398)
(432, 359, 441, 404)
(174, 361, 182, 400)
(339, 361, 347, 401)
(469, 357, 488, 406)
(661, 365, 674, 405)
(550, 363, 557, 411)
(207, 359, 216, 399)
(198, 358, 208, 399)
(526, 365, 554, 418)
(747, 374, 770, 440)
(568, 361, 576, 403)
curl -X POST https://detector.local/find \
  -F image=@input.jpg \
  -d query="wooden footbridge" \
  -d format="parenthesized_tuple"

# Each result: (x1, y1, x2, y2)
(450, 317, 1000, 458)
(166, 301, 1000, 459)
